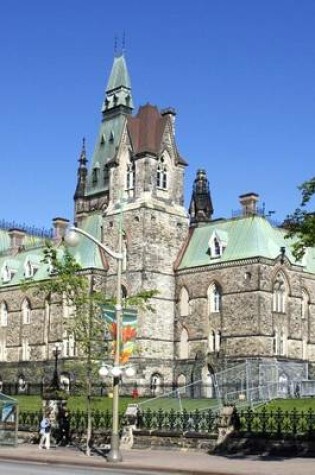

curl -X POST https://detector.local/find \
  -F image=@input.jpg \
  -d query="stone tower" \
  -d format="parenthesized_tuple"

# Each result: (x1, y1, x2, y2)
(74, 53, 189, 386)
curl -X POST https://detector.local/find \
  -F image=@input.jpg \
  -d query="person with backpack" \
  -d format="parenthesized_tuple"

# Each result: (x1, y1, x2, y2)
(39, 413, 51, 450)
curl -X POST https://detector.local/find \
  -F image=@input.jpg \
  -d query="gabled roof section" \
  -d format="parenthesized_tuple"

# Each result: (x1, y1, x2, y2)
(127, 104, 168, 156)
(178, 215, 314, 273)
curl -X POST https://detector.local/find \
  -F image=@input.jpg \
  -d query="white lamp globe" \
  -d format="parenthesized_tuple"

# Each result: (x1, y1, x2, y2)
(111, 366, 122, 377)
(99, 366, 109, 378)
(64, 230, 80, 247)
(125, 367, 136, 377)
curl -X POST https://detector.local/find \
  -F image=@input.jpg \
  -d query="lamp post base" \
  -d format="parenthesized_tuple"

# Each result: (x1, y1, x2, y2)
(107, 433, 122, 462)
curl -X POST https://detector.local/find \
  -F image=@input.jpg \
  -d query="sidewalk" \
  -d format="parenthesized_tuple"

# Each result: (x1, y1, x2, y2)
(0, 443, 314, 475)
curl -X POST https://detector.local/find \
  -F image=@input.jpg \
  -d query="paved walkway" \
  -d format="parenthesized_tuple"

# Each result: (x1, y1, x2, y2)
(0, 443, 314, 475)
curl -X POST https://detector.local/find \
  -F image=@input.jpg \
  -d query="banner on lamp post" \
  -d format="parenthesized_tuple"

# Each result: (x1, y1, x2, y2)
(101, 305, 137, 364)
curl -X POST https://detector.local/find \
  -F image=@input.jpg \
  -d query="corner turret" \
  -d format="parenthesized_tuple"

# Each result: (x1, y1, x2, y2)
(74, 138, 88, 200)
(189, 169, 213, 224)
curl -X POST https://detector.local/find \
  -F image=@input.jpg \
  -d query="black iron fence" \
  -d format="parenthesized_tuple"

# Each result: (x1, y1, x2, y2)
(137, 408, 217, 433)
(19, 409, 116, 432)
(18, 407, 315, 439)
(237, 407, 315, 438)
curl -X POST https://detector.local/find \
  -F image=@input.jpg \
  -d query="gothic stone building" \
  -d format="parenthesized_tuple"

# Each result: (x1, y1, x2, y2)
(0, 53, 314, 394)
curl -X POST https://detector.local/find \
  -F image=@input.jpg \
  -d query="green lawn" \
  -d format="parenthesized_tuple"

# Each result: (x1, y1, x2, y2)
(258, 397, 315, 412)
(13, 394, 315, 413)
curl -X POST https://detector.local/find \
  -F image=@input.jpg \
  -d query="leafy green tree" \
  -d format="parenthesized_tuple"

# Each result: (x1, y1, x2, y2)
(285, 177, 315, 260)
(37, 241, 155, 455)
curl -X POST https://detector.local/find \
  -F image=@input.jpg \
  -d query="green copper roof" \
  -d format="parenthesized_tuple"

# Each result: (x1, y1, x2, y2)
(87, 114, 126, 195)
(0, 230, 10, 252)
(86, 54, 133, 197)
(106, 54, 132, 92)
(178, 215, 314, 273)
(0, 214, 105, 288)
(70, 214, 104, 269)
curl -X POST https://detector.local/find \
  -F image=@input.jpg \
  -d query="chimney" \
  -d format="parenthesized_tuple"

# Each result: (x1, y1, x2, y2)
(161, 107, 176, 132)
(52, 217, 69, 241)
(239, 193, 259, 216)
(8, 228, 26, 253)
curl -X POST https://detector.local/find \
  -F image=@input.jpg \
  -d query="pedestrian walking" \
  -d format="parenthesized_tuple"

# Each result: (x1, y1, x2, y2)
(57, 410, 71, 446)
(39, 413, 51, 450)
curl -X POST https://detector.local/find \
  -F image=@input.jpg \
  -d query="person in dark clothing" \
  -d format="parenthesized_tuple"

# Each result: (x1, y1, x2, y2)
(57, 410, 71, 446)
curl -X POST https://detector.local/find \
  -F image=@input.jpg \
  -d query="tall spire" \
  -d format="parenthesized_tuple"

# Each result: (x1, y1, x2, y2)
(102, 53, 133, 117)
(74, 138, 88, 200)
(189, 169, 214, 224)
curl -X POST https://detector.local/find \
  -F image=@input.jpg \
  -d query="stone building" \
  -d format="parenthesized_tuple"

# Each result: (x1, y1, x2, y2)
(0, 53, 314, 395)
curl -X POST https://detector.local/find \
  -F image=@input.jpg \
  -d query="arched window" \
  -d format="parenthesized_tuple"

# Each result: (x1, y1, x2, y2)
(62, 331, 76, 358)
(273, 329, 286, 356)
(273, 272, 287, 313)
(302, 289, 310, 320)
(22, 299, 31, 324)
(208, 330, 215, 353)
(150, 373, 163, 396)
(302, 338, 308, 360)
(179, 328, 189, 359)
(179, 287, 189, 317)
(0, 302, 8, 327)
(0, 340, 7, 362)
(157, 157, 167, 190)
(21, 338, 30, 361)
(177, 373, 186, 387)
(215, 330, 221, 352)
(208, 283, 221, 313)
(126, 160, 135, 190)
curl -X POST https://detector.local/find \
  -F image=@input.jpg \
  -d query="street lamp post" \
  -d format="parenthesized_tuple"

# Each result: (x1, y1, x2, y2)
(52, 344, 61, 390)
(64, 225, 124, 462)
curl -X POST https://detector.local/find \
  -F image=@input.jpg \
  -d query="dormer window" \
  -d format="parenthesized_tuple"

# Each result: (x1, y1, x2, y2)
(24, 259, 38, 279)
(1, 263, 14, 283)
(24, 260, 32, 278)
(208, 230, 228, 258)
(92, 164, 100, 186)
(103, 164, 109, 187)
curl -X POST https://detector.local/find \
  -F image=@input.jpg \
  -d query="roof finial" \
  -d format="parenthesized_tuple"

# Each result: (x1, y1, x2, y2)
(114, 35, 118, 55)
(122, 30, 126, 53)
(79, 137, 87, 166)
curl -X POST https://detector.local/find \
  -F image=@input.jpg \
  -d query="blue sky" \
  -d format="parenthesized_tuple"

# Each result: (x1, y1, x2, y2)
(1, 0, 315, 230)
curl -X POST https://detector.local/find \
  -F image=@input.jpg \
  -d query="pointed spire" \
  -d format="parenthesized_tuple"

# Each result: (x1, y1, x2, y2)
(74, 138, 88, 200)
(102, 53, 133, 117)
(79, 137, 87, 167)
(189, 169, 214, 224)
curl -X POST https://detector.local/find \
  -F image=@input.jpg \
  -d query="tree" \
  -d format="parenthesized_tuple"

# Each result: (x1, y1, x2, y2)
(37, 241, 155, 455)
(285, 177, 315, 260)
